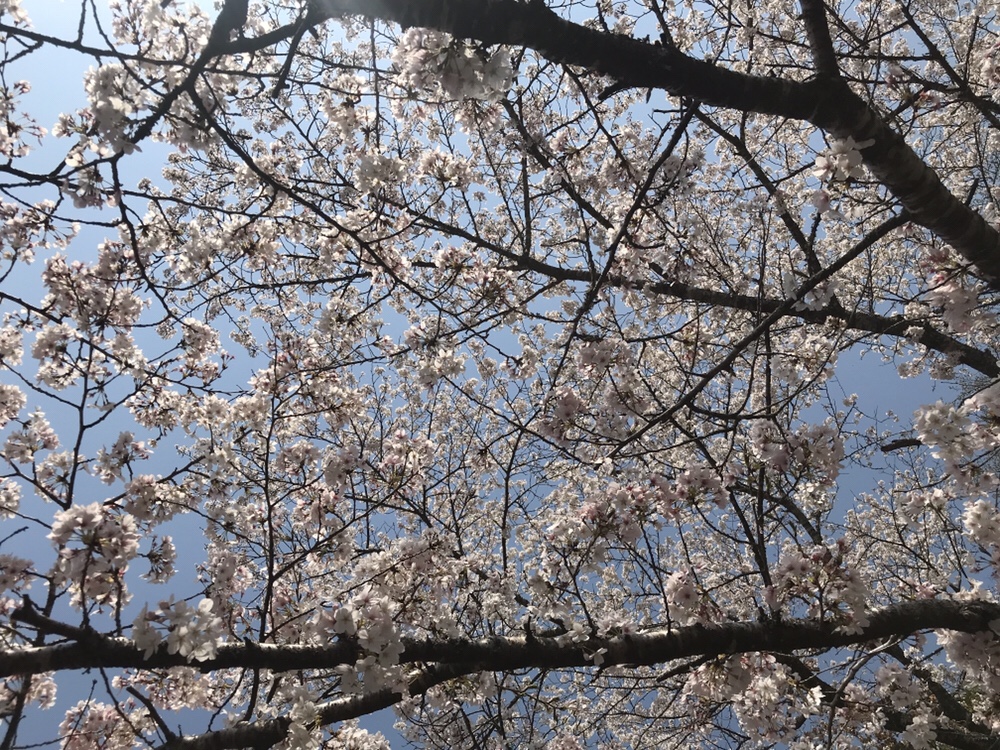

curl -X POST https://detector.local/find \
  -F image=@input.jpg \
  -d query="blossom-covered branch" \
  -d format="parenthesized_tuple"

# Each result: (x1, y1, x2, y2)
(310, 0, 1000, 287)
(7, 599, 1000, 750)
(6, 598, 999, 678)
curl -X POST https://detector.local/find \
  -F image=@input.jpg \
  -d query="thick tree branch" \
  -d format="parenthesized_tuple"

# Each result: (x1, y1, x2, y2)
(798, 0, 840, 77)
(311, 0, 1000, 287)
(156, 664, 469, 750)
(207, 0, 248, 49)
(8, 599, 997, 750)
(6, 598, 1000, 678)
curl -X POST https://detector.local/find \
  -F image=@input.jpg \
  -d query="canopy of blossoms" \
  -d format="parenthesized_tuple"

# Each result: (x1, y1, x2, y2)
(3, 0, 1000, 748)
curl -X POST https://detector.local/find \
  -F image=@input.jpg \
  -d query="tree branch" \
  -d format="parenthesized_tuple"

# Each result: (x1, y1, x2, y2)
(312, 0, 1000, 287)
(798, 0, 840, 77)
(6, 598, 999, 678)
(407, 210, 998, 376)
(7, 599, 993, 750)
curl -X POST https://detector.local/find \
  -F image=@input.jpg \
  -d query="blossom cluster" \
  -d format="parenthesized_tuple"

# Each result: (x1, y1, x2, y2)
(0, 672, 55, 719)
(59, 700, 146, 750)
(131, 597, 225, 662)
(812, 137, 873, 182)
(402, 319, 468, 386)
(391, 28, 512, 101)
(780, 271, 838, 311)
(747, 420, 844, 482)
(651, 465, 726, 513)
(577, 480, 656, 543)
(94, 431, 151, 484)
(0, 0, 29, 26)
(309, 587, 405, 695)
(874, 663, 923, 710)
(122, 474, 189, 523)
(0, 199, 72, 264)
(3, 408, 59, 464)
(355, 152, 407, 194)
(937, 613, 1000, 729)
(323, 446, 361, 489)
(765, 541, 869, 631)
(539, 386, 586, 443)
(0, 554, 31, 593)
(913, 399, 994, 493)
(0, 80, 45, 161)
(48, 502, 141, 609)
(980, 40, 1000, 101)
(0, 384, 27, 435)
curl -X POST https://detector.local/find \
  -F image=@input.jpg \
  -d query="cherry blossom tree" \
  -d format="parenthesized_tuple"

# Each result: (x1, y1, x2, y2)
(5, 0, 1000, 747)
